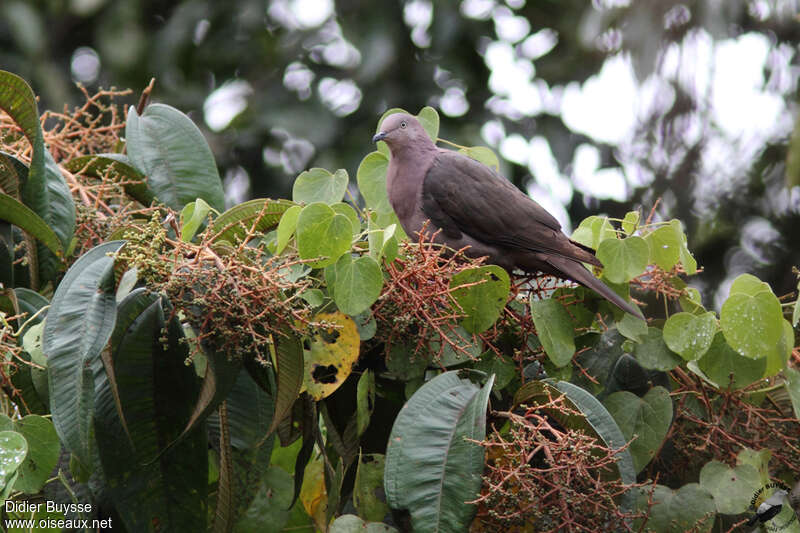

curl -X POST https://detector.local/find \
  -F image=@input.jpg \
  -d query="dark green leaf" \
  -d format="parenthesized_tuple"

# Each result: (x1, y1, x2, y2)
(64, 154, 155, 206)
(354, 454, 389, 522)
(264, 334, 304, 442)
(126, 103, 225, 211)
(94, 291, 207, 532)
(635, 484, 715, 533)
(603, 387, 672, 473)
(356, 370, 375, 437)
(384, 370, 494, 533)
(631, 327, 682, 371)
(43, 240, 124, 470)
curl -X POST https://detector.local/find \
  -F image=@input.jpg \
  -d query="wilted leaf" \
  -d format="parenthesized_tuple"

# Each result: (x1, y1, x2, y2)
(303, 312, 360, 400)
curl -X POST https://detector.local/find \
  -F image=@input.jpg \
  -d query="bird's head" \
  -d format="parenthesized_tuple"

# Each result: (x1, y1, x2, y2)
(372, 113, 431, 151)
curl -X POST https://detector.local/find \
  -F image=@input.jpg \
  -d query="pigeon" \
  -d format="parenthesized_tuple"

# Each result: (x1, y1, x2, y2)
(372, 113, 642, 317)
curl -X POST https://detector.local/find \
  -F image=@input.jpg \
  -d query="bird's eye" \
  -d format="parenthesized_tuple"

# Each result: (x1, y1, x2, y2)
(400, 121, 407, 129)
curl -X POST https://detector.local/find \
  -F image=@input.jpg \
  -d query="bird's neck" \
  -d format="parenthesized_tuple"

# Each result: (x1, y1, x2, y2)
(386, 145, 436, 221)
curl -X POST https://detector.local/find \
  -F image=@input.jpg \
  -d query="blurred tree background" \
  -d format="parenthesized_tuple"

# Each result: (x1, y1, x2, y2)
(2, 0, 799, 311)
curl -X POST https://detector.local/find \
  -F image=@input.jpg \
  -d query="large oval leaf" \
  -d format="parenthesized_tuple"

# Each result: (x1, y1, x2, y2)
(94, 290, 207, 531)
(385, 370, 494, 533)
(126, 103, 225, 211)
(43, 240, 124, 470)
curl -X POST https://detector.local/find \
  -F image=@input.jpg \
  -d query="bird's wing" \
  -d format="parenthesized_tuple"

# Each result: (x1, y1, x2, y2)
(422, 149, 594, 262)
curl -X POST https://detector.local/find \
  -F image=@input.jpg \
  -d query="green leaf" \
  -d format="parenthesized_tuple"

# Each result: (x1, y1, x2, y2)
(94, 290, 207, 532)
(354, 454, 389, 522)
(571, 215, 616, 249)
(43, 240, 124, 470)
(233, 466, 294, 533)
(180, 198, 214, 242)
(292, 168, 348, 205)
(332, 254, 384, 316)
(0, 192, 64, 257)
(0, 72, 74, 282)
(603, 387, 672, 473)
(64, 153, 155, 206)
(11, 415, 59, 494)
(617, 311, 649, 342)
(646, 224, 681, 270)
(275, 205, 302, 255)
(631, 327, 682, 371)
(296, 203, 353, 268)
(596, 236, 648, 283)
(450, 266, 510, 334)
(356, 370, 375, 437)
(457, 146, 500, 171)
(720, 289, 783, 360)
(385, 370, 494, 533)
(530, 298, 575, 367)
(357, 151, 392, 215)
(696, 333, 765, 390)
(0, 430, 27, 484)
(430, 325, 482, 367)
(784, 366, 800, 421)
(126, 103, 225, 211)
(263, 334, 304, 442)
(329, 515, 398, 533)
(699, 461, 761, 515)
(210, 198, 296, 245)
(544, 380, 637, 485)
(635, 484, 715, 532)
(662, 311, 717, 361)
(0, 151, 28, 199)
(622, 211, 640, 235)
(729, 273, 772, 296)
(416, 106, 440, 141)
(332, 202, 362, 235)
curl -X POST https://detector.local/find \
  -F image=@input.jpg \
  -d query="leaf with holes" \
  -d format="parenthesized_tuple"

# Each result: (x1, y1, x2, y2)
(302, 312, 360, 400)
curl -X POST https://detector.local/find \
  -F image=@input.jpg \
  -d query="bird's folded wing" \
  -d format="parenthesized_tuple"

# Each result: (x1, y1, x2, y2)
(422, 150, 596, 263)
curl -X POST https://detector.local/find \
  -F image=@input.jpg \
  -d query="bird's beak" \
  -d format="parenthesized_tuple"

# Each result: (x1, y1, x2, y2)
(372, 131, 387, 143)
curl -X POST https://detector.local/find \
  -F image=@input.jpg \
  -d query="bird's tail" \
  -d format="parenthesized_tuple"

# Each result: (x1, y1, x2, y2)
(545, 256, 644, 319)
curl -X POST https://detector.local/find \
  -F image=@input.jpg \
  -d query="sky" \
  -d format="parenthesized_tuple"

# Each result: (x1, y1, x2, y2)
(192, 0, 795, 236)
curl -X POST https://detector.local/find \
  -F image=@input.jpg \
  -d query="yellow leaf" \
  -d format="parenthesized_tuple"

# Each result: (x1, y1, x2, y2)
(300, 455, 328, 531)
(302, 311, 360, 400)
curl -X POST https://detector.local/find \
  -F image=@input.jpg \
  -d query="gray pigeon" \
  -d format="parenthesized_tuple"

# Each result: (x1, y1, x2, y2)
(372, 113, 642, 317)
